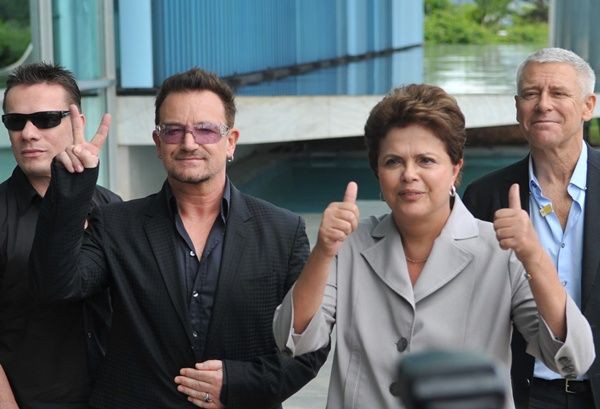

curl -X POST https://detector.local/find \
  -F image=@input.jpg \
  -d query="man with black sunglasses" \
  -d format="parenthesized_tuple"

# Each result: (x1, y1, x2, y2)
(0, 63, 121, 409)
(28, 67, 328, 409)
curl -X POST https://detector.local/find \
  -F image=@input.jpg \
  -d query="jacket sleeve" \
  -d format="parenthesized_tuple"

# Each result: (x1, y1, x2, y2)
(29, 161, 109, 302)
(510, 251, 595, 378)
(221, 213, 330, 409)
(222, 343, 330, 409)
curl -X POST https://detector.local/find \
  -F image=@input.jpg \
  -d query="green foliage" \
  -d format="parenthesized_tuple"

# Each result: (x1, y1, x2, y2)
(519, 0, 549, 22)
(425, 0, 452, 14)
(472, 0, 512, 25)
(425, 0, 548, 45)
(0, 0, 29, 25)
(0, 19, 30, 67)
(0, 0, 30, 68)
(587, 118, 600, 146)
(426, 4, 494, 44)
(501, 19, 548, 43)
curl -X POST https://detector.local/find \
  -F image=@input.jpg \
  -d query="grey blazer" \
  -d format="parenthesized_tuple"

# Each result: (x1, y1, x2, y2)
(274, 197, 595, 409)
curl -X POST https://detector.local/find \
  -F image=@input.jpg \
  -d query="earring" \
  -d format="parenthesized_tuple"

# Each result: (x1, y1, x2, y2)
(379, 191, 384, 201)
(227, 155, 234, 163)
(449, 185, 456, 197)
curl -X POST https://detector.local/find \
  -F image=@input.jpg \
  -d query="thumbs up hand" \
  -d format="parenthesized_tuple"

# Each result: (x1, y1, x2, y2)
(493, 184, 543, 265)
(315, 181, 360, 258)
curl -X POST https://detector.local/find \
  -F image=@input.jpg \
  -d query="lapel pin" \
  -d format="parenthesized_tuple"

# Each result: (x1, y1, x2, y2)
(539, 203, 553, 217)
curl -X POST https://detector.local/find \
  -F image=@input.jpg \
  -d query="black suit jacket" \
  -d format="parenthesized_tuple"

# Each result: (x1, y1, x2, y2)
(462, 144, 600, 408)
(30, 164, 328, 409)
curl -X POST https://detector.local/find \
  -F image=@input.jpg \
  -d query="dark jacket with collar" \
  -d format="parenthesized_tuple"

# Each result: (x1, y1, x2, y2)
(462, 144, 600, 408)
(0, 166, 120, 409)
(30, 163, 329, 409)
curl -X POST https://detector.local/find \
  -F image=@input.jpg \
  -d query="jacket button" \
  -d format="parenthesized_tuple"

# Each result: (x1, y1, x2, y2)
(396, 337, 408, 352)
(558, 356, 570, 364)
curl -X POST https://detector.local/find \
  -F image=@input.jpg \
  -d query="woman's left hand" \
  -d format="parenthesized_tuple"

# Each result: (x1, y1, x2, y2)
(493, 184, 544, 265)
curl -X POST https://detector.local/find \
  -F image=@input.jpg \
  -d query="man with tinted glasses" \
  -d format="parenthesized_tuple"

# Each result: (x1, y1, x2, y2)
(29, 68, 328, 409)
(0, 63, 120, 409)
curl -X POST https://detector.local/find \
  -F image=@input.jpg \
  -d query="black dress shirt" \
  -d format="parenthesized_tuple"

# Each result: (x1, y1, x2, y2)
(0, 166, 120, 409)
(166, 181, 229, 359)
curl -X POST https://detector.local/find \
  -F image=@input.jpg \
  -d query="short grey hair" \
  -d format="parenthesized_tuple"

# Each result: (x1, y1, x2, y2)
(516, 47, 596, 96)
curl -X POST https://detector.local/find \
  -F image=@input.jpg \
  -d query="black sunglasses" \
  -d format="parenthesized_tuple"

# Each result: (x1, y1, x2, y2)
(2, 110, 71, 131)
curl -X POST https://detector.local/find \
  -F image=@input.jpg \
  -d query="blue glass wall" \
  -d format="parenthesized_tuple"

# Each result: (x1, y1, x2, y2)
(118, 0, 423, 93)
(551, 0, 600, 92)
(53, 0, 104, 80)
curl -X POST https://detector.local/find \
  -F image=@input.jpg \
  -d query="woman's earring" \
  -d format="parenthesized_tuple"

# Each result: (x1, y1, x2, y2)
(227, 155, 234, 163)
(449, 185, 457, 197)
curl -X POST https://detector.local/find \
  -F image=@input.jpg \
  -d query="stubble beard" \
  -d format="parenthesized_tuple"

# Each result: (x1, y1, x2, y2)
(169, 170, 212, 185)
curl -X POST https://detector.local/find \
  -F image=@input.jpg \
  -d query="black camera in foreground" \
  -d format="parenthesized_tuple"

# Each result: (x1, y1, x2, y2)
(390, 350, 508, 409)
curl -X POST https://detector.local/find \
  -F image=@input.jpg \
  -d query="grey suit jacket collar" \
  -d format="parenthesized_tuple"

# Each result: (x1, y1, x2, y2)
(362, 197, 477, 304)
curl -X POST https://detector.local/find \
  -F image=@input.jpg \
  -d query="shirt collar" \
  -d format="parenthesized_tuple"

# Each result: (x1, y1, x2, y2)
(9, 166, 41, 216)
(165, 178, 231, 223)
(528, 144, 588, 195)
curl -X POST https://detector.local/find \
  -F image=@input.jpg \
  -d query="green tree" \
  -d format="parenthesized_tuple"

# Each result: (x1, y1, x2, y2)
(424, 0, 548, 45)
(426, 3, 494, 44)
(0, 20, 30, 66)
(472, 0, 512, 26)
(0, 0, 30, 67)
(519, 0, 549, 22)
(425, 0, 451, 14)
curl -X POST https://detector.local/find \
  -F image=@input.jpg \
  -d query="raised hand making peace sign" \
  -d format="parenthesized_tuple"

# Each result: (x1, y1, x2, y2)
(55, 104, 111, 173)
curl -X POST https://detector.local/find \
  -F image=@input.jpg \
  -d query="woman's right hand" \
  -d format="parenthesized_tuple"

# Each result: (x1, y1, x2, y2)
(315, 181, 360, 258)
(292, 181, 360, 334)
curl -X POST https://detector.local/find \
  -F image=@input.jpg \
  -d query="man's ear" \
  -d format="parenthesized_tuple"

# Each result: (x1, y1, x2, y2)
(226, 128, 240, 158)
(152, 130, 162, 157)
(582, 94, 597, 122)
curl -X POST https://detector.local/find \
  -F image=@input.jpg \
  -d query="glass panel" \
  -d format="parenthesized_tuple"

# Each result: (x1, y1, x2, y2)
(0, 2, 31, 84)
(52, 0, 104, 80)
(82, 91, 109, 187)
(51, 0, 112, 188)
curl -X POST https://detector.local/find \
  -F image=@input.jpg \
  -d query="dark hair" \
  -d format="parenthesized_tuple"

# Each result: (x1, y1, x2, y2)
(154, 67, 236, 127)
(3, 62, 81, 112)
(364, 83, 466, 176)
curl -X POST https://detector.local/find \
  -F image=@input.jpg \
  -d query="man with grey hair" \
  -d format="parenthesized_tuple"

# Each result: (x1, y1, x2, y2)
(464, 47, 599, 408)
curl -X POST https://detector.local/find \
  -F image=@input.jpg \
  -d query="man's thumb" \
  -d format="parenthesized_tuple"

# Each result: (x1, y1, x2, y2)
(508, 183, 521, 209)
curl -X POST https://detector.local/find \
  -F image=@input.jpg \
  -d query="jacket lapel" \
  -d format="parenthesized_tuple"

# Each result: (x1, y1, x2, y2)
(504, 155, 530, 212)
(582, 146, 600, 308)
(413, 198, 476, 302)
(361, 199, 477, 305)
(205, 186, 250, 342)
(143, 186, 193, 343)
(362, 215, 415, 305)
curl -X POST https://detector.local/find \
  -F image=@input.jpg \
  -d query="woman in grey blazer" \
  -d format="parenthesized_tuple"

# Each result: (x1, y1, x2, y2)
(273, 84, 595, 409)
